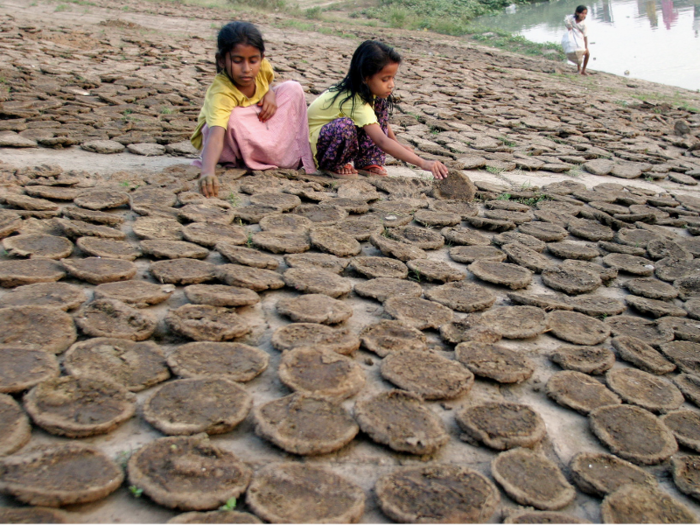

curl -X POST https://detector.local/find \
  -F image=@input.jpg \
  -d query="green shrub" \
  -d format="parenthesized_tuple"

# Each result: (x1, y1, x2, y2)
(305, 6, 322, 19)
(227, 0, 285, 9)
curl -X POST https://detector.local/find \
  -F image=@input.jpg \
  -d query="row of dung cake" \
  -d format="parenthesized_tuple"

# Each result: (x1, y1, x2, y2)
(4, 166, 700, 520)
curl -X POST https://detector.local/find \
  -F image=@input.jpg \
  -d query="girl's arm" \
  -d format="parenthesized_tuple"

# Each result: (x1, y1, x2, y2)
(258, 89, 277, 122)
(387, 123, 414, 152)
(364, 123, 449, 180)
(199, 126, 225, 198)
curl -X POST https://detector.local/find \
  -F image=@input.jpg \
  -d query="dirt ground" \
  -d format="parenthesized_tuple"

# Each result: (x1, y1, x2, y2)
(2, 0, 700, 522)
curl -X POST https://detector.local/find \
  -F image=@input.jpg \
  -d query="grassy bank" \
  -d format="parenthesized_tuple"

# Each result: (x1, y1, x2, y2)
(358, 0, 524, 32)
(287, 0, 567, 61)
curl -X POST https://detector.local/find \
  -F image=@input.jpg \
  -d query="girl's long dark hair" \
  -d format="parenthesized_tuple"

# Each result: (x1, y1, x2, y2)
(215, 21, 265, 75)
(327, 40, 401, 115)
(575, 5, 588, 17)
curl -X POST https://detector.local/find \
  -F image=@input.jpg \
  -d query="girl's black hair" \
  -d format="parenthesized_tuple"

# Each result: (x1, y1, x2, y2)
(575, 5, 588, 15)
(215, 21, 265, 75)
(327, 40, 401, 115)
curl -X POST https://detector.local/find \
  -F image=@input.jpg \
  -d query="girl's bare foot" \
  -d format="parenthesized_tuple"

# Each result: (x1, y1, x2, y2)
(324, 163, 358, 179)
(580, 71, 588, 76)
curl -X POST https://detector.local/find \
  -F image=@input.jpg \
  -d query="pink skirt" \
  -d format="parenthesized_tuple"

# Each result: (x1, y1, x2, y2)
(193, 81, 316, 174)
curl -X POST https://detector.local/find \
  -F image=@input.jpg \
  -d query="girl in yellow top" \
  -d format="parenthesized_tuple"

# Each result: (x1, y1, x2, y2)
(307, 40, 448, 180)
(192, 22, 314, 197)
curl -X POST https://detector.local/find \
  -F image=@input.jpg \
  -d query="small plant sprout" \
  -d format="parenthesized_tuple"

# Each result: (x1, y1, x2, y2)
(246, 232, 254, 248)
(219, 497, 237, 511)
(115, 449, 132, 468)
(498, 136, 516, 147)
(227, 192, 240, 207)
(129, 485, 143, 498)
(410, 269, 422, 283)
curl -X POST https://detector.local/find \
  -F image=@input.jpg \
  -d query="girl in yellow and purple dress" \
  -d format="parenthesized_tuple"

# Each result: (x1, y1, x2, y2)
(307, 40, 448, 180)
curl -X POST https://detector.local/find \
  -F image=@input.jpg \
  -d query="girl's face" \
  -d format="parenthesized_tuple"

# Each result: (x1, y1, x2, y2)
(365, 62, 399, 99)
(576, 9, 588, 21)
(218, 43, 263, 95)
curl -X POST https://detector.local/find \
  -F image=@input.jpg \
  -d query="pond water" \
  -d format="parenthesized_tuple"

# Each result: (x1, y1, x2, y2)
(474, 0, 700, 91)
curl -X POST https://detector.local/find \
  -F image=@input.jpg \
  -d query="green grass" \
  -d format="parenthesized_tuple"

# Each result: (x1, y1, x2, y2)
(227, 0, 285, 9)
(227, 192, 240, 207)
(629, 92, 700, 112)
(354, 1, 564, 59)
(305, 6, 323, 19)
(363, 0, 518, 27)
(466, 32, 565, 59)
(516, 194, 549, 206)
(496, 191, 549, 206)
(219, 497, 237, 511)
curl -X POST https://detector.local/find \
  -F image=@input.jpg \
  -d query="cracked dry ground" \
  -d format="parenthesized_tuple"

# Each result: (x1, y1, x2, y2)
(2, 0, 700, 523)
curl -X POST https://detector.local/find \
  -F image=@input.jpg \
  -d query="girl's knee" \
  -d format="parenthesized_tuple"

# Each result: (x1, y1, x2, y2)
(322, 117, 354, 133)
(277, 80, 304, 97)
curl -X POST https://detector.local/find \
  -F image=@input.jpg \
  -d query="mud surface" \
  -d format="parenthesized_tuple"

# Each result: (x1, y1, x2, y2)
(1, 0, 700, 521)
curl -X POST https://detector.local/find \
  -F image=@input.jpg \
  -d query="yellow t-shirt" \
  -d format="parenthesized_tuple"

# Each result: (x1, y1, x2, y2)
(190, 58, 275, 150)
(307, 90, 378, 161)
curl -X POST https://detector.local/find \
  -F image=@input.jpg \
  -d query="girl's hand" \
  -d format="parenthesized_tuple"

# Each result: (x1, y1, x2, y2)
(199, 174, 220, 198)
(258, 90, 277, 122)
(423, 160, 449, 180)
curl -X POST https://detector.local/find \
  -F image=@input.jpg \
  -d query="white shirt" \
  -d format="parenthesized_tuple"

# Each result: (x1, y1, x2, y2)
(564, 14, 588, 50)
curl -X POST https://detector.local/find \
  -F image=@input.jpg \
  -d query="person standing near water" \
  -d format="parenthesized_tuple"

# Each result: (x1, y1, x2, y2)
(564, 6, 591, 75)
